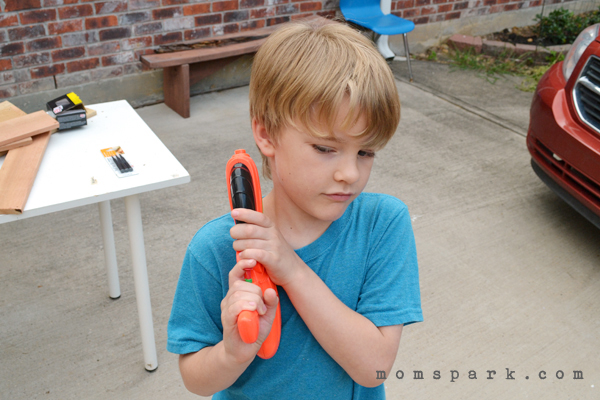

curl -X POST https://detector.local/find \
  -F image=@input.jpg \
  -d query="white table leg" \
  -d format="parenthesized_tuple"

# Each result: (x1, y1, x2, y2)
(124, 194, 158, 372)
(98, 201, 121, 299)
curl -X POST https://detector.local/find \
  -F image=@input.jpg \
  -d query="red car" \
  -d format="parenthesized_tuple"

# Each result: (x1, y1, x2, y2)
(527, 23, 600, 229)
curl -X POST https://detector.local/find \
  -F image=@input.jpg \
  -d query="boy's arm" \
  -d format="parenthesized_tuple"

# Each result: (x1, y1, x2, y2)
(179, 342, 251, 396)
(230, 208, 406, 388)
(283, 262, 404, 388)
(177, 261, 279, 396)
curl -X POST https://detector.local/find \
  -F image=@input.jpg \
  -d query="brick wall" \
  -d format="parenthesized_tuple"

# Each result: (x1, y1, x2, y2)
(0, 0, 335, 100)
(0, 0, 586, 102)
(392, 0, 564, 26)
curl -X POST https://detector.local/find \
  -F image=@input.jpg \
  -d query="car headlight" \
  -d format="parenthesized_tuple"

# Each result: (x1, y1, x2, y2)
(562, 23, 600, 81)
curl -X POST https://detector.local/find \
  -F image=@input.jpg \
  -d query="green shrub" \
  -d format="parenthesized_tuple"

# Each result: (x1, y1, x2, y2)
(534, 7, 600, 45)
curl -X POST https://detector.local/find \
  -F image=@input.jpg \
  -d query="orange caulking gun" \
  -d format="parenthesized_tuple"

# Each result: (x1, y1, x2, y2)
(226, 149, 281, 359)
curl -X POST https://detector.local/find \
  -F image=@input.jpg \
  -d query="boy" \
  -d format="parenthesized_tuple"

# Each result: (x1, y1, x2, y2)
(167, 20, 423, 399)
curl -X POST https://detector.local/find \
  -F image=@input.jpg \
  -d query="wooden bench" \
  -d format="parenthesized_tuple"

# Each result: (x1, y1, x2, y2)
(141, 16, 330, 118)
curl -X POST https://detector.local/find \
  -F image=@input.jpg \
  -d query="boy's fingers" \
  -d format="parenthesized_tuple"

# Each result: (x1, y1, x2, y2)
(228, 258, 256, 286)
(262, 288, 279, 319)
(231, 208, 271, 227)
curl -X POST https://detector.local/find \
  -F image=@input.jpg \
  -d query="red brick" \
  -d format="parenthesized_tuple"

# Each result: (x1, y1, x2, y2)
(154, 32, 182, 45)
(95, 1, 128, 14)
(99, 27, 131, 41)
(241, 19, 265, 30)
(300, 2, 321, 12)
(162, 0, 189, 4)
(19, 9, 57, 24)
(421, 6, 436, 15)
(0, 85, 18, 99)
(67, 58, 100, 73)
(453, 1, 468, 9)
(0, 14, 19, 28)
(27, 37, 62, 51)
(213, 0, 238, 12)
(291, 12, 313, 21)
(195, 14, 222, 26)
(8, 25, 46, 41)
(30, 63, 65, 79)
(5, 0, 41, 12)
(250, 8, 270, 19)
(437, 4, 452, 12)
(48, 19, 83, 35)
(52, 47, 85, 61)
(152, 7, 183, 19)
(0, 59, 12, 72)
(445, 11, 461, 20)
(183, 4, 211, 15)
(184, 27, 211, 40)
(13, 53, 50, 68)
(413, 16, 429, 24)
(416, 0, 430, 5)
(240, 0, 264, 8)
(58, 5, 94, 19)
(403, 8, 419, 18)
(85, 15, 119, 29)
(266, 16, 289, 26)
(223, 23, 239, 34)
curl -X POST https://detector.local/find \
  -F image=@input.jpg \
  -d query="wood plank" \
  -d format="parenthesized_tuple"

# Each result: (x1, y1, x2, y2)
(0, 101, 31, 156)
(0, 102, 55, 214)
(0, 138, 32, 154)
(0, 110, 59, 148)
(163, 64, 190, 118)
(0, 132, 52, 214)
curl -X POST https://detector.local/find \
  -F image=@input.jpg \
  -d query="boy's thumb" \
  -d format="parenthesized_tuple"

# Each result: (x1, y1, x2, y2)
(263, 288, 279, 319)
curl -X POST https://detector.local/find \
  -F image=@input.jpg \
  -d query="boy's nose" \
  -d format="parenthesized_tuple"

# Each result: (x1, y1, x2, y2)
(333, 157, 360, 184)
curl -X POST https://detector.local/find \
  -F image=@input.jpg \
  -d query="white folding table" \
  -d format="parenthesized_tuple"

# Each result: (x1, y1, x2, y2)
(0, 100, 190, 371)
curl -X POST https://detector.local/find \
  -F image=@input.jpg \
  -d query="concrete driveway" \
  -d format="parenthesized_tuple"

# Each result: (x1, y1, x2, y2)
(1, 59, 599, 400)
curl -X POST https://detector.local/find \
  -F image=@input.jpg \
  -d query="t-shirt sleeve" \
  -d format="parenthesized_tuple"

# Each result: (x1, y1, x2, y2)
(355, 199, 423, 327)
(167, 237, 226, 355)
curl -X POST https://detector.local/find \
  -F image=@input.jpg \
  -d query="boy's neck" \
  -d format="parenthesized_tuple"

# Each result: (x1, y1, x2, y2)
(262, 192, 332, 250)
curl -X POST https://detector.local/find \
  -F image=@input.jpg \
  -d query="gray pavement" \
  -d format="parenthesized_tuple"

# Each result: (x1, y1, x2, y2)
(1, 59, 599, 400)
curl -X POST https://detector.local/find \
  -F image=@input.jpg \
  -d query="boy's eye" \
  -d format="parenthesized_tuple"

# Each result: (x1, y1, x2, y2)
(358, 150, 376, 158)
(313, 144, 334, 153)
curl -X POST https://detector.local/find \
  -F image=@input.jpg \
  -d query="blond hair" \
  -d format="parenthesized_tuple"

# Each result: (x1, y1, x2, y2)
(249, 20, 401, 179)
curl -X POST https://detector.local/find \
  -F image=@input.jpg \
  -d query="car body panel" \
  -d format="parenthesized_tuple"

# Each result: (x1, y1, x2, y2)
(527, 38, 600, 228)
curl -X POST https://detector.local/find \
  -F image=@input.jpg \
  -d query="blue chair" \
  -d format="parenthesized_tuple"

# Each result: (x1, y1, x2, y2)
(340, 0, 415, 81)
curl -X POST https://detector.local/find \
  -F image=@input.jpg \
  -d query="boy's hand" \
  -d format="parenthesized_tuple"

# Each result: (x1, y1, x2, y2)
(230, 208, 302, 287)
(220, 258, 279, 364)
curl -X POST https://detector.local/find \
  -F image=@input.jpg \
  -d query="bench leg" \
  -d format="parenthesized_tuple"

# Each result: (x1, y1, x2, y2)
(163, 64, 190, 118)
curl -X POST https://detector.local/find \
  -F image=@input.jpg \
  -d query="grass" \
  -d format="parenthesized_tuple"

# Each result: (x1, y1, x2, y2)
(420, 45, 565, 92)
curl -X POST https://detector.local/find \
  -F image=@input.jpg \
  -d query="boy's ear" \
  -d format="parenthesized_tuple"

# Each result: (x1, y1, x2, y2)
(252, 118, 275, 157)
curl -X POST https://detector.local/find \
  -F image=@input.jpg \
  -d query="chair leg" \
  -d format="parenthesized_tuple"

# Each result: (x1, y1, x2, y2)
(403, 34, 413, 82)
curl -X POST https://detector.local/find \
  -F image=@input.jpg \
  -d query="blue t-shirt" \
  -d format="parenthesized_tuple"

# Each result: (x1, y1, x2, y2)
(167, 192, 423, 399)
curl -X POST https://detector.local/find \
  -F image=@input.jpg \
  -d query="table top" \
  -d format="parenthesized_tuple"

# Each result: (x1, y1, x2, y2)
(0, 100, 190, 224)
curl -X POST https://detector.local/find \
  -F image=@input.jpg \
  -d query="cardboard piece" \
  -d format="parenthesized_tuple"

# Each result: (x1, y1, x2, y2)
(0, 110, 59, 148)
(0, 103, 55, 214)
